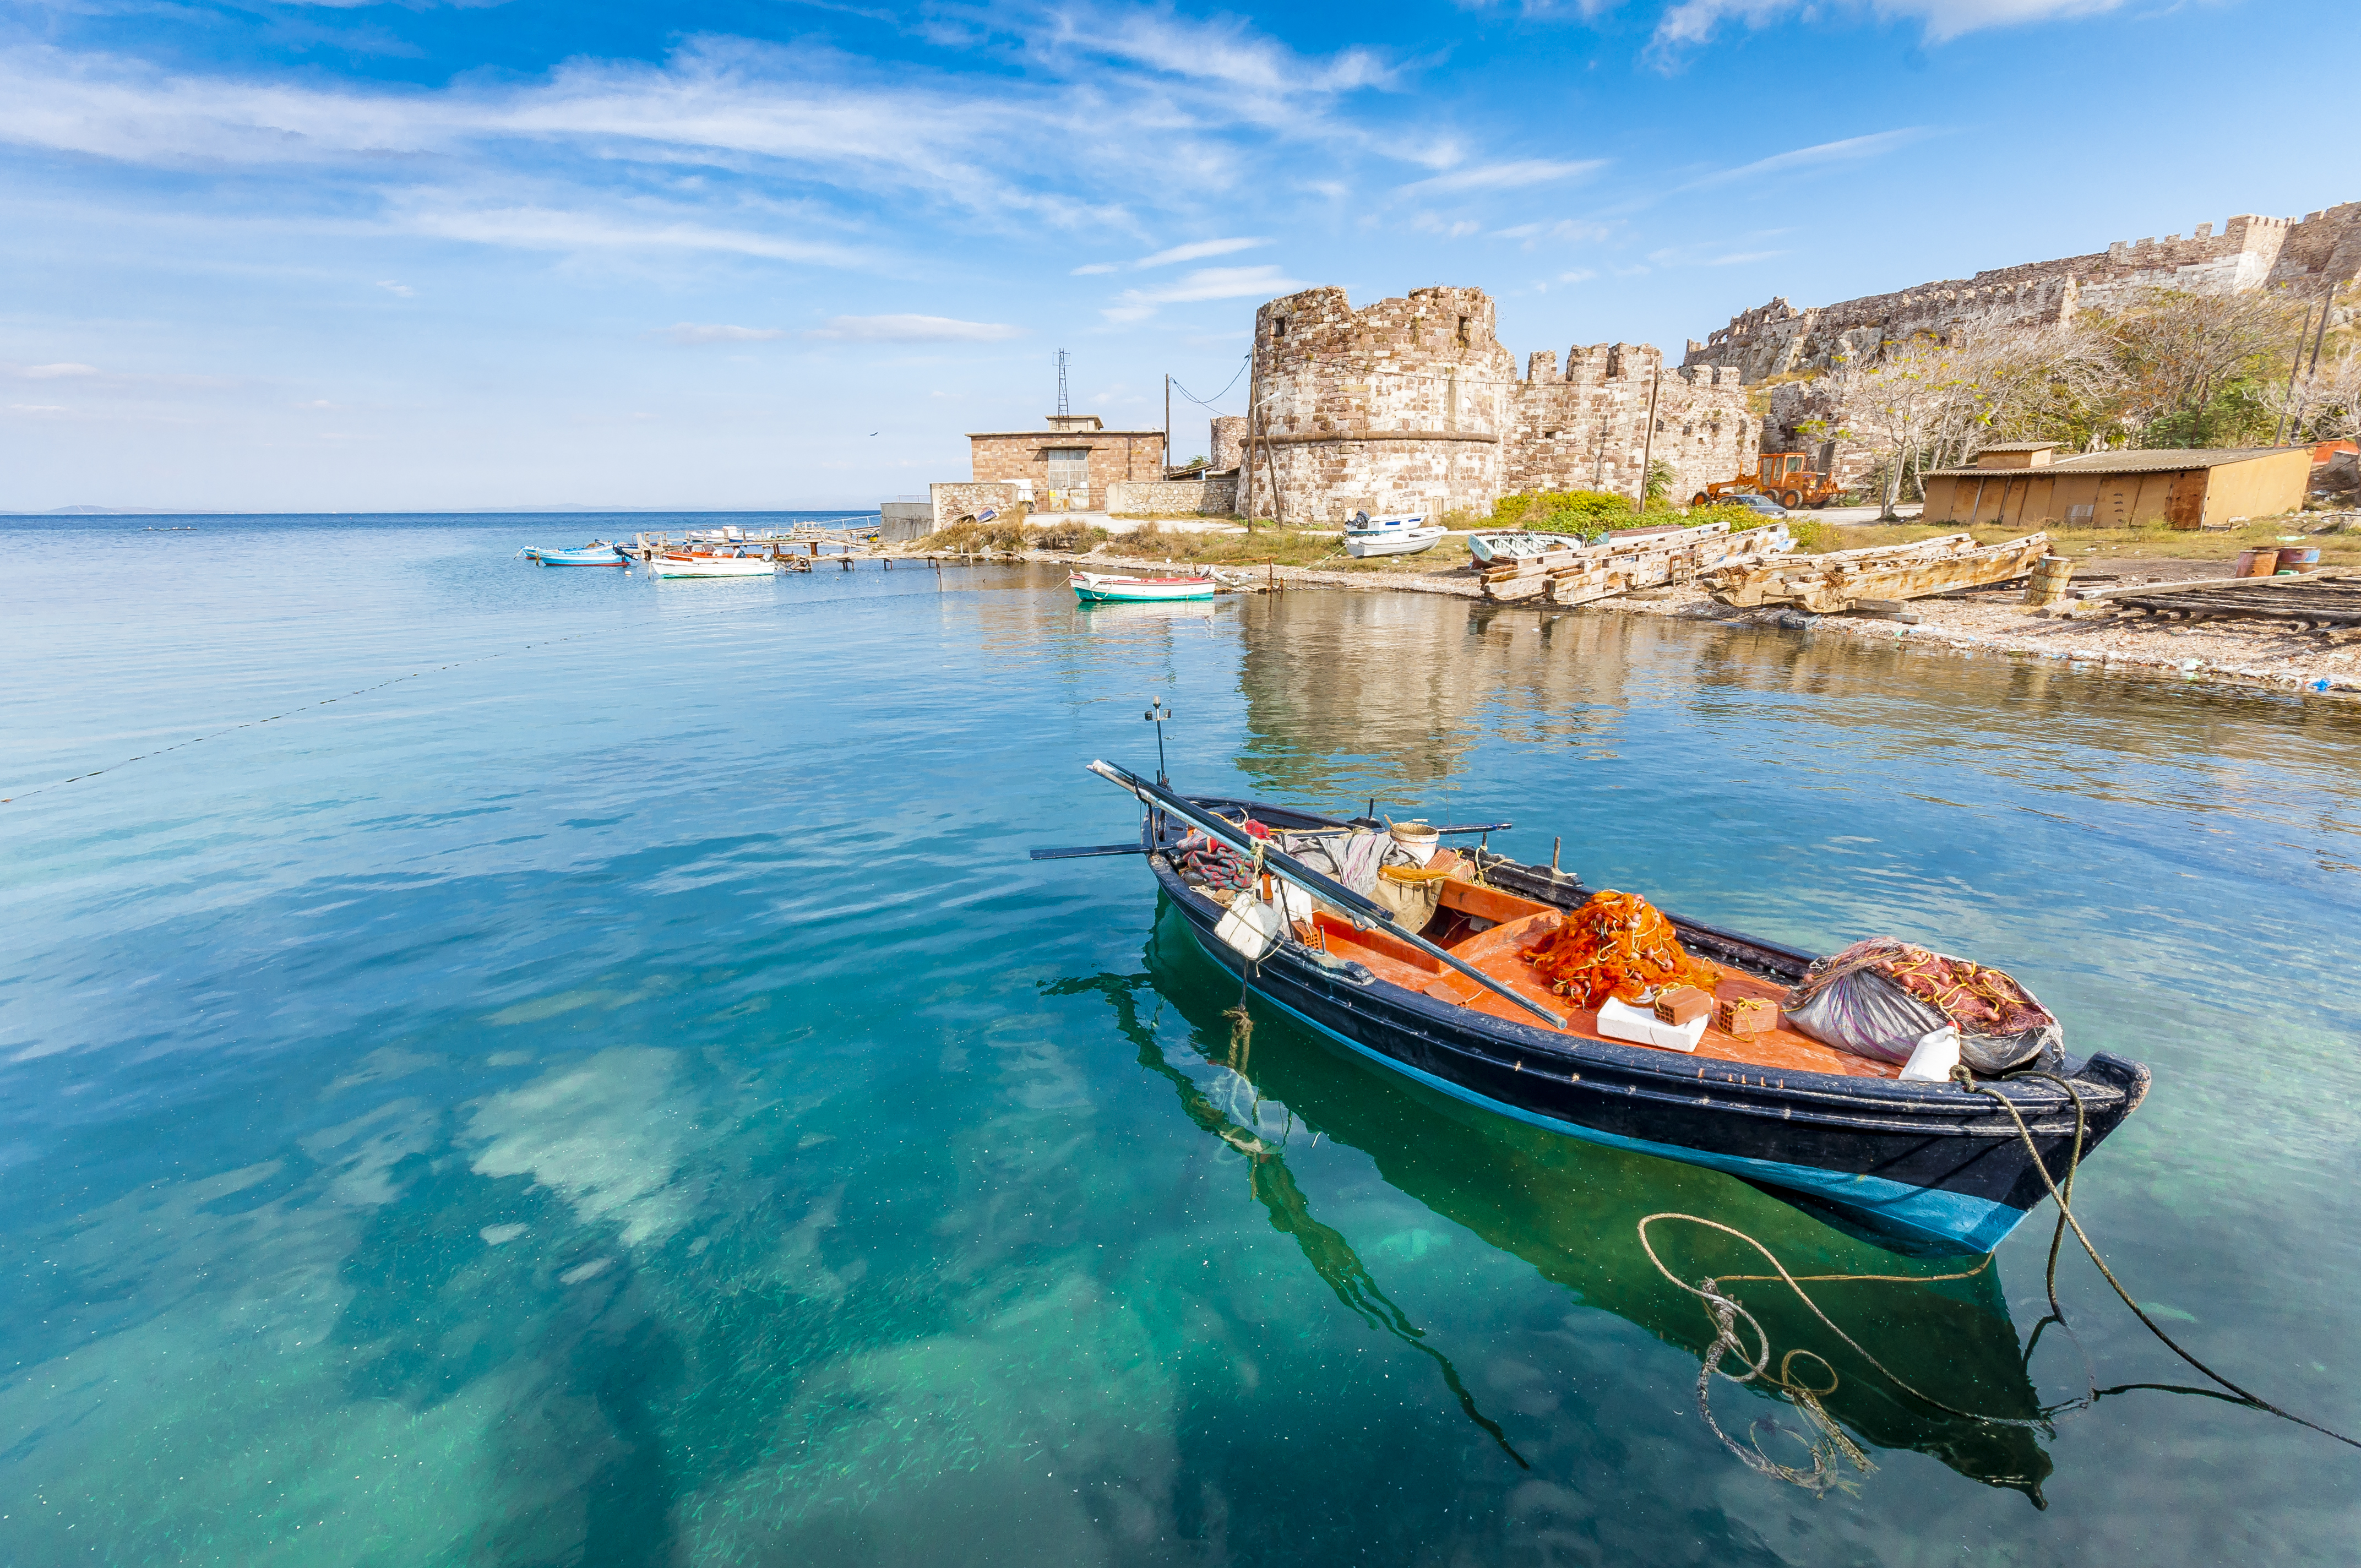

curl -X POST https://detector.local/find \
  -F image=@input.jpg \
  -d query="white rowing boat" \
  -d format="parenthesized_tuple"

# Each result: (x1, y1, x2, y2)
(648, 552, 776, 578)
(1342, 513, 1446, 558)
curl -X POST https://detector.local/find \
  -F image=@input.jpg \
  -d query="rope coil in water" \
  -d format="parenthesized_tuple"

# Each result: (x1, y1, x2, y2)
(1642, 1067, 2360, 1494)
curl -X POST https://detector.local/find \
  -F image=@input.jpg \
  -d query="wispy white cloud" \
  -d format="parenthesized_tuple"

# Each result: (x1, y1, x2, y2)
(1681, 127, 1930, 187)
(1412, 214, 1481, 238)
(376, 280, 415, 297)
(1396, 158, 1605, 197)
(1070, 262, 1119, 275)
(804, 314, 1024, 342)
(18, 363, 100, 379)
(659, 323, 788, 344)
(1135, 236, 1268, 268)
(1102, 263, 1310, 323)
(1653, 0, 2129, 52)
(395, 200, 871, 265)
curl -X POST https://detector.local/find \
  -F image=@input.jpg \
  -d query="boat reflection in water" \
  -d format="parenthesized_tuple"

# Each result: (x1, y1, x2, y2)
(1056, 897, 2058, 1503)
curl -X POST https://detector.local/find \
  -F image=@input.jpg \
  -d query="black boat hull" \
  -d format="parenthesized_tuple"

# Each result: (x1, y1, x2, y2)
(1147, 798, 2148, 1254)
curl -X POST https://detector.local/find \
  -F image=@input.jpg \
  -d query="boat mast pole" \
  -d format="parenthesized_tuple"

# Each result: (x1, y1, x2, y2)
(1087, 760, 1565, 1028)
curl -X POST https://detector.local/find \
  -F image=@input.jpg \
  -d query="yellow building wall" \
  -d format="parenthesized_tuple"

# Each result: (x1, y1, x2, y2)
(2194, 451, 2309, 526)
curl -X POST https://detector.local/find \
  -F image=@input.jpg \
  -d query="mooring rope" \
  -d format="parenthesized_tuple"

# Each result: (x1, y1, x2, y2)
(1957, 1068, 2361, 1452)
(1642, 1068, 2359, 1494)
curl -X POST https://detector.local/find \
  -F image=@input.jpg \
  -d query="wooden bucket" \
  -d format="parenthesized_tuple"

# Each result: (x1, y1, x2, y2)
(2022, 554, 2075, 606)
(2234, 548, 2278, 578)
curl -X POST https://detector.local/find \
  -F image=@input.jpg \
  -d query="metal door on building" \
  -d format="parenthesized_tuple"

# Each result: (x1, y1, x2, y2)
(1045, 448, 1089, 511)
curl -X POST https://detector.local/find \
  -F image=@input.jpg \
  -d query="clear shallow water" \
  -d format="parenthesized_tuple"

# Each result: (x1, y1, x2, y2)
(3, 514, 2358, 1565)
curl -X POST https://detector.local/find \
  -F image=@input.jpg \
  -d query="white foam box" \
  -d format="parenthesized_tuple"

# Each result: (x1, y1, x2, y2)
(1596, 997, 1709, 1053)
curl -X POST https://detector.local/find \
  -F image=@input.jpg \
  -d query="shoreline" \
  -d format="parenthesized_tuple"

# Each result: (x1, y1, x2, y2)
(1014, 546, 2361, 699)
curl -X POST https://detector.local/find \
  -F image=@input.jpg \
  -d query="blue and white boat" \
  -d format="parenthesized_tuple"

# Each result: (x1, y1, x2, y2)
(1342, 513, 1447, 558)
(519, 543, 628, 567)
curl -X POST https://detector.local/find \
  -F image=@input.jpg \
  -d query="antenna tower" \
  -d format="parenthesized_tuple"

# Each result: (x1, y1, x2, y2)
(1055, 350, 1070, 417)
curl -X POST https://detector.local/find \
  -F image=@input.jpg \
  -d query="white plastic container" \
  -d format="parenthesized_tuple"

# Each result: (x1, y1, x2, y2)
(1899, 1026, 1962, 1082)
(1596, 997, 1709, 1053)
(1214, 896, 1284, 961)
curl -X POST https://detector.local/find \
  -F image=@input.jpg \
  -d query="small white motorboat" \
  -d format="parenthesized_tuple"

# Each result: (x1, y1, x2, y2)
(1071, 570, 1215, 603)
(1342, 513, 1446, 558)
(518, 543, 629, 567)
(648, 551, 776, 579)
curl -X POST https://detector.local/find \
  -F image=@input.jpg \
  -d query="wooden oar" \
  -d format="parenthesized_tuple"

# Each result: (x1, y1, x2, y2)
(1029, 842, 1145, 860)
(1085, 760, 1566, 1030)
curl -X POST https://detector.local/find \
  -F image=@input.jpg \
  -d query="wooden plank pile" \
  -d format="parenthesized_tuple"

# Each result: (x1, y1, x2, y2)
(1705, 532, 2051, 614)
(1478, 521, 1794, 606)
(2105, 573, 2361, 631)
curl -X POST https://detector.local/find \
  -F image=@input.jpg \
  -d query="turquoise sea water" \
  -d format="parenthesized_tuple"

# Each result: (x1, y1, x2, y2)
(3, 513, 2358, 1565)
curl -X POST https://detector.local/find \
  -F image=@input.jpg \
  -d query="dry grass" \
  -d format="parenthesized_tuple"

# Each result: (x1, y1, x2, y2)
(1107, 522, 1479, 573)
(1807, 513, 2360, 568)
(924, 518, 1108, 553)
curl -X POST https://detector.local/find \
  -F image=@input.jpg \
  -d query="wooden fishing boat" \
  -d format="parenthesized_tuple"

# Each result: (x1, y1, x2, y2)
(518, 543, 627, 567)
(1706, 532, 2049, 612)
(1071, 570, 1215, 603)
(647, 551, 776, 578)
(1342, 514, 1446, 558)
(1073, 761, 2148, 1254)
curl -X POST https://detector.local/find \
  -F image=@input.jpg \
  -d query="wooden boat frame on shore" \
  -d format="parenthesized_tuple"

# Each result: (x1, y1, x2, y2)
(1071, 570, 1215, 603)
(1479, 519, 1793, 606)
(1707, 531, 2050, 613)
(1084, 761, 2147, 1254)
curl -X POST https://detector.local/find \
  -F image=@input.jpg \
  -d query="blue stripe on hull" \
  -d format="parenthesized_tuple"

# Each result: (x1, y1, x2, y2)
(1192, 927, 2026, 1254)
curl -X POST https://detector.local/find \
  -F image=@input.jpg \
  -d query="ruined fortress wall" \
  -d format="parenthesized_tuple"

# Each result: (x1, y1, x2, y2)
(1684, 202, 2361, 384)
(1240, 287, 1754, 524)
(1505, 345, 1753, 506)
(1239, 287, 1513, 524)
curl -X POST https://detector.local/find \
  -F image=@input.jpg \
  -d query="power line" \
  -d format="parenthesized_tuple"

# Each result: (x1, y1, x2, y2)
(1169, 354, 1250, 411)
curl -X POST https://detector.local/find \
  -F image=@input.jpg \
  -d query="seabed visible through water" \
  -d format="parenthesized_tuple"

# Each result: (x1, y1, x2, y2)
(2, 514, 2357, 1566)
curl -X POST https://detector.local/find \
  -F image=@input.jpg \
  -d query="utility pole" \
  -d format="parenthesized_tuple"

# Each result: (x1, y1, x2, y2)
(1638, 359, 1663, 507)
(1164, 373, 1171, 472)
(1056, 350, 1070, 418)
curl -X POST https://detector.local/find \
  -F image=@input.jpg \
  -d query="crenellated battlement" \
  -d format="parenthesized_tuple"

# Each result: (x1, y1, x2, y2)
(1684, 200, 2361, 384)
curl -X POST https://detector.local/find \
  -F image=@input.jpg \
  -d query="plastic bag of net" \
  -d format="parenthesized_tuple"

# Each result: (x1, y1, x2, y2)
(1781, 937, 2065, 1075)
(1522, 890, 1721, 1009)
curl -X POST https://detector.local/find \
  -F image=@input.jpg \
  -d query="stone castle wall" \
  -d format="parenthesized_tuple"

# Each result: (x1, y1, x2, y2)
(1238, 286, 1754, 524)
(1685, 201, 2361, 384)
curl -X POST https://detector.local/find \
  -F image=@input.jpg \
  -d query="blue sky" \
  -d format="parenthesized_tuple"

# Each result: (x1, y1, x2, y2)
(1, 0, 2349, 510)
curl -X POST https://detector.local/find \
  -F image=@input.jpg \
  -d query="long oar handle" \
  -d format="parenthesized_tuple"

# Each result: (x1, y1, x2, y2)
(1086, 760, 1565, 1030)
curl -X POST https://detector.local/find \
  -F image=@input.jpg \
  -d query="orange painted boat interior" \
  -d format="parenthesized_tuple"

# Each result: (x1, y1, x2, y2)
(1296, 863, 1900, 1082)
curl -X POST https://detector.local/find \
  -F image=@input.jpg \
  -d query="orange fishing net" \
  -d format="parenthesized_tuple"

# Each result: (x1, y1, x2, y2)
(1522, 890, 1722, 1009)
(1798, 938, 2054, 1036)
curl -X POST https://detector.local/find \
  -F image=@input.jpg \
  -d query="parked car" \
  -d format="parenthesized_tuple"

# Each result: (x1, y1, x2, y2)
(1707, 491, 1790, 519)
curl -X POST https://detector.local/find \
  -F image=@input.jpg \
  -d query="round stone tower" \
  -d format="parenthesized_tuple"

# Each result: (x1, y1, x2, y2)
(1239, 286, 1515, 525)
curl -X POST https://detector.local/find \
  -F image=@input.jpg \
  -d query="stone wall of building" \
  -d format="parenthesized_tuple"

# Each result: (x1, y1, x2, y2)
(928, 481, 1024, 531)
(1237, 285, 1752, 524)
(967, 427, 1166, 511)
(1106, 476, 1238, 516)
(1209, 416, 1247, 473)
(1685, 201, 2361, 384)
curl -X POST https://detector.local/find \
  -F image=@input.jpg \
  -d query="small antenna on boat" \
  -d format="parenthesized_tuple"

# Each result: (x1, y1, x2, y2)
(1145, 696, 1172, 786)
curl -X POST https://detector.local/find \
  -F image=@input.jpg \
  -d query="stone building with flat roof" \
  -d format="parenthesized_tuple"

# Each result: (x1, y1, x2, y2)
(965, 413, 1166, 513)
